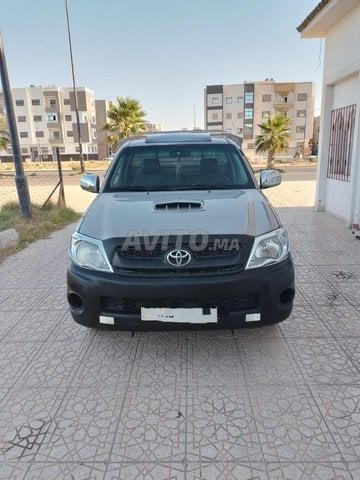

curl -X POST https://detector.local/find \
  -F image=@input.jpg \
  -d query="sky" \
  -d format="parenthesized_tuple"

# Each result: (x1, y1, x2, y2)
(1, 0, 324, 130)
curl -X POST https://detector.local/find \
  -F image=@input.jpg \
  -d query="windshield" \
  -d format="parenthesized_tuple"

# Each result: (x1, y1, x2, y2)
(104, 144, 254, 192)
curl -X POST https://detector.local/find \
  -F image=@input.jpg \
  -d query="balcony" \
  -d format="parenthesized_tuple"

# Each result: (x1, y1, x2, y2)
(273, 96, 293, 106)
(46, 113, 61, 126)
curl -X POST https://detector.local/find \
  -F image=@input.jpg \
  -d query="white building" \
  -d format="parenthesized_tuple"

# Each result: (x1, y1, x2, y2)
(298, 0, 360, 229)
(204, 80, 315, 155)
(0, 86, 98, 161)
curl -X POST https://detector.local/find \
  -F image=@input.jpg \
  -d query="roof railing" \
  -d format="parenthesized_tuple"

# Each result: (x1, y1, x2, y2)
(116, 130, 243, 149)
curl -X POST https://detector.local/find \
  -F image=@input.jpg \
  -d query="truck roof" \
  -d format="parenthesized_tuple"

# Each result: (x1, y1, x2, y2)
(122, 132, 242, 148)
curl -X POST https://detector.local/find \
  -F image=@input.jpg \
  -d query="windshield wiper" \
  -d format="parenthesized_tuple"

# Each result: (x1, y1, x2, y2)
(112, 184, 241, 192)
(204, 184, 240, 190)
(113, 186, 160, 192)
(174, 184, 238, 190)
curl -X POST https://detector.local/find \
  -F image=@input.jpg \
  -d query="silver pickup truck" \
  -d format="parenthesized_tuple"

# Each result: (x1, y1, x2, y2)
(67, 132, 295, 330)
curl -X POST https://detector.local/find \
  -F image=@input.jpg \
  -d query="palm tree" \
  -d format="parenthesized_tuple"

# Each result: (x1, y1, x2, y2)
(255, 114, 291, 169)
(0, 114, 9, 150)
(104, 97, 146, 149)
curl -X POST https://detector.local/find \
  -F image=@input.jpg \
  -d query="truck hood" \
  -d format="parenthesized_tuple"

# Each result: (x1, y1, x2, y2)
(78, 189, 280, 240)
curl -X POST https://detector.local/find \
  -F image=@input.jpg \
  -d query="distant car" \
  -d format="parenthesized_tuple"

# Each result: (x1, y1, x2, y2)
(67, 132, 295, 330)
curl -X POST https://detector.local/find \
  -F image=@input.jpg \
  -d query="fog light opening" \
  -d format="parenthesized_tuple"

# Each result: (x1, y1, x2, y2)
(279, 288, 295, 306)
(68, 292, 83, 310)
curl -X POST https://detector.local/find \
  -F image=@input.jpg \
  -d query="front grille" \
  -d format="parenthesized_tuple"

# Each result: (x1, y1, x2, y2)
(118, 240, 240, 259)
(110, 234, 253, 276)
(101, 293, 260, 316)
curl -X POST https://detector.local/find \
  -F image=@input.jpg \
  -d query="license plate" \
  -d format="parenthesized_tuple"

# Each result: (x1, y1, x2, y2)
(141, 307, 218, 324)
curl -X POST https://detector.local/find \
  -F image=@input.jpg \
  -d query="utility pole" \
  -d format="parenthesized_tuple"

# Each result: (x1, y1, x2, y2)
(65, 0, 85, 173)
(0, 35, 32, 218)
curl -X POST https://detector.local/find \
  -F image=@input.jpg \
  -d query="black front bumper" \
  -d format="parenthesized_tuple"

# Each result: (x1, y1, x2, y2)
(67, 255, 295, 330)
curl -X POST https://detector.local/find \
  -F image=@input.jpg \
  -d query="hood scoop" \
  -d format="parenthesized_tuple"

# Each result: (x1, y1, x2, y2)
(154, 201, 204, 211)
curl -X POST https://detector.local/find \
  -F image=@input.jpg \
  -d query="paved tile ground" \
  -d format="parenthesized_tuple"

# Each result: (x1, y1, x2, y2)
(1, 180, 360, 479)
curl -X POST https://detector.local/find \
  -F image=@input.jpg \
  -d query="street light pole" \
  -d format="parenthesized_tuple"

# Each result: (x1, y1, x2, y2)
(64, 0, 85, 173)
(0, 34, 32, 218)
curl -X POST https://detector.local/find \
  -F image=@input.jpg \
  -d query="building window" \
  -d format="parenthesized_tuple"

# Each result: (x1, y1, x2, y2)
(297, 110, 306, 117)
(93, 130, 97, 139)
(47, 113, 58, 122)
(31, 99, 40, 106)
(18, 116, 26, 122)
(33, 115, 42, 122)
(225, 97, 232, 104)
(59, 147, 65, 153)
(262, 111, 271, 119)
(327, 104, 356, 182)
(237, 128, 243, 134)
(49, 99, 56, 108)
(21, 147, 28, 154)
(67, 130, 74, 137)
(41, 147, 48, 153)
(64, 98, 70, 105)
(75, 146, 80, 152)
(262, 94, 271, 102)
(245, 108, 253, 119)
(16, 100, 24, 107)
(211, 97, 219, 105)
(19, 131, 28, 138)
(211, 113, 218, 121)
(35, 131, 44, 138)
(297, 93, 308, 101)
(53, 131, 60, 139)
(244, 92, 254, 103)
(296, 126, 305, 134)
(65, 115, 72, 121)
(91, 115, 96, 123)
(237, 112, 243, 119)
(225, 112, 232, 120)
(237, 96, 243, 103)
(247, 143, 254, 149)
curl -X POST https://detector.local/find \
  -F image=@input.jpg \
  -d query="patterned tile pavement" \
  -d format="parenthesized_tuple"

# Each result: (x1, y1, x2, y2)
(1, 180, 360, 479)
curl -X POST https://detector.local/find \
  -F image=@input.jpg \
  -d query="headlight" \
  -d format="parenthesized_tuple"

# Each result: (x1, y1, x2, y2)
(69, 233, 113, 272)
(245, 227, 289, 269)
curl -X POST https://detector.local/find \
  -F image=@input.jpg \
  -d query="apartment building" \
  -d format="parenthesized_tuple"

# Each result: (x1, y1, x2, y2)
(204, 80, 315, 155)
(0, 86, 98, 161)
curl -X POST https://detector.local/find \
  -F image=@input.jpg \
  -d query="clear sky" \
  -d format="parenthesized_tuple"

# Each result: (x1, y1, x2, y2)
(1, 0, 323, 130)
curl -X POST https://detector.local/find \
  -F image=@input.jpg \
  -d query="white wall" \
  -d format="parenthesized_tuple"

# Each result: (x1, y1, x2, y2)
(315, 4, 360, 225)
(323, 4, 360, 81)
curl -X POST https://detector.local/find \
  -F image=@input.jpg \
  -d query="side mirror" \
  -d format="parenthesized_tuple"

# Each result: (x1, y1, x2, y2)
(80, 174, 100, 193)
(259, 169, 281, 189)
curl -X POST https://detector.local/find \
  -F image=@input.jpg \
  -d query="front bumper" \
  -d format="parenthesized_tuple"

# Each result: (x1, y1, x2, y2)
(67, 255, 295, 330)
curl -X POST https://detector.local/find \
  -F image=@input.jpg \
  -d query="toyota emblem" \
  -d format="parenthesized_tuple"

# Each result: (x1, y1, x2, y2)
(166, 249, 192, 267)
